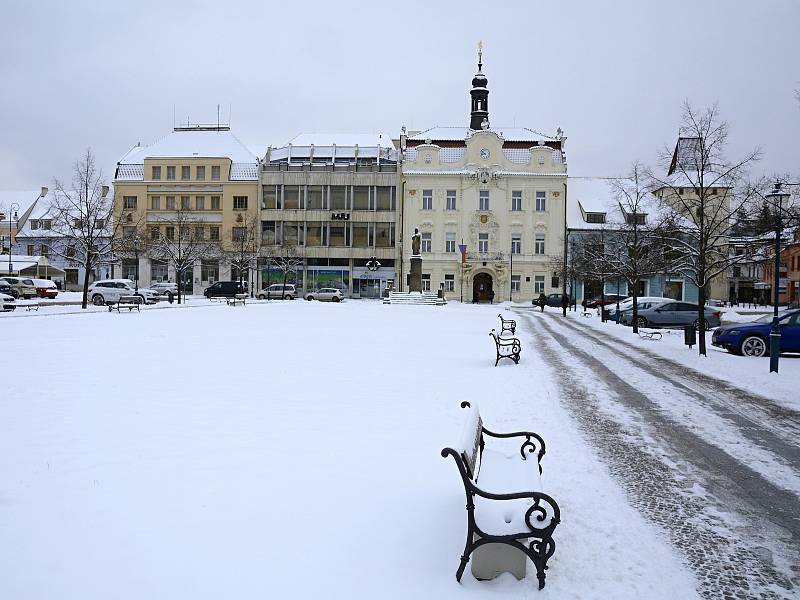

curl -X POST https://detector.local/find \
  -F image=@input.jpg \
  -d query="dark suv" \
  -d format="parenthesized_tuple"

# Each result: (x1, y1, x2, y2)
(204, 281, 246, 299)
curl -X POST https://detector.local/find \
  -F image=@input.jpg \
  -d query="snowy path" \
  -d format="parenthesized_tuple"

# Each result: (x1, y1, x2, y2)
(0, 302, 698, 599)
(517, 309, 800, 599)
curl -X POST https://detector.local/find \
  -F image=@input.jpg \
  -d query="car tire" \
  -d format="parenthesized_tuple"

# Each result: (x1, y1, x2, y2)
(10, 289, 19, 298)
(284, 294, 292, 300)
(92, 294, 105, 306)
(636, 316, 648, 328)
(332, 296, 340, 302)
(740, 335, 767, 357)
(258, 294, 266, 300)
(306, 296, 314, 301)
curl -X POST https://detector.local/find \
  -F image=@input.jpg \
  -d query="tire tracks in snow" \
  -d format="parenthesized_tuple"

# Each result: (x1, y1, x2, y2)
(519, 312, 799, 600)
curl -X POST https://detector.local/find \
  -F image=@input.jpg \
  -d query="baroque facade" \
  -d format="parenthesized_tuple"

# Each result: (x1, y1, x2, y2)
(400, 57, 567, 302)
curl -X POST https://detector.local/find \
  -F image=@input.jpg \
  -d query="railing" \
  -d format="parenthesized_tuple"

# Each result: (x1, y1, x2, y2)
(466, 252, 505, 262)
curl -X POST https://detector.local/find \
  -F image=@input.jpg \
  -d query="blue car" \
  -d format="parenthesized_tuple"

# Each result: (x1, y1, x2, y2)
(712, 310, 800, 357)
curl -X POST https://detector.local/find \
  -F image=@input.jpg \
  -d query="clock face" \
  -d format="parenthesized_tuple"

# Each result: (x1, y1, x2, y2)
(480, 148, 490, 160)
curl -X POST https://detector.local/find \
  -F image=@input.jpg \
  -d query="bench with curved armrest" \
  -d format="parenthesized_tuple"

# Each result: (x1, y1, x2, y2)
(498, 313, 517, 335)
(489, 329, 521, 366)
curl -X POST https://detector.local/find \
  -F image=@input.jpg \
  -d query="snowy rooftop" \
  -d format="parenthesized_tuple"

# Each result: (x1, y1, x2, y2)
(0, 191, 43, 224)
(407, 126, 558, 144)
(567, 176, 665, 230)
(116, 128, 259, 181)
(267, 133, 399, 162)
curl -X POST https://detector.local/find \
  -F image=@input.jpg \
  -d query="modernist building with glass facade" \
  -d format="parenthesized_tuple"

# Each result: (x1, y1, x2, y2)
(259, 134, 400, 298)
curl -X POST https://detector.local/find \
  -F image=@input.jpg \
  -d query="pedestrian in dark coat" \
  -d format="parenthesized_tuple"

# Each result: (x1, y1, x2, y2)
(561, 293, 569, 317)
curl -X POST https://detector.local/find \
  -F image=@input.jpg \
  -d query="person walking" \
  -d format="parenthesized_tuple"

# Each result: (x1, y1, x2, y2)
(561, 293, 569, 317)
(536, 292, 547, 313)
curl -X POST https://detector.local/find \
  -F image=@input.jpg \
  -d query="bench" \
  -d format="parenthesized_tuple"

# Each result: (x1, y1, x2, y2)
(226, 293, 247, 307)
(489, 329, 521, 366)
(581, 311, 592, 318)
(24, 302, 40, 311)
(109, 295, 142, 313)
(441, 401, 560, 588)
(638, 329, 662, 341)
(498, 313, 516, 335)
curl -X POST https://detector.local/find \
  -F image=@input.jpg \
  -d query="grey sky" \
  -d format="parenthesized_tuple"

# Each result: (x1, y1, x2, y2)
(1, 0, 797, 191)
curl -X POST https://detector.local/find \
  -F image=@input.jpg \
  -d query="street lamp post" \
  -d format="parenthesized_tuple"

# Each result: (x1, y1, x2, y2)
(766, 182, 790, 373)
(509, 242, 513, 303)
(133, 237, 141, 294)
(6, 202, 20, 275)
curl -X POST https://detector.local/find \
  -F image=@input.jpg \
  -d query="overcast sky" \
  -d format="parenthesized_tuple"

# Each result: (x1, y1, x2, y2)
(1, 0, 797, 191)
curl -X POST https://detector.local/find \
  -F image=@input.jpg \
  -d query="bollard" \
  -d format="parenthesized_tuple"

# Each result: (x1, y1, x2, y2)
(684, 325, 696, 349)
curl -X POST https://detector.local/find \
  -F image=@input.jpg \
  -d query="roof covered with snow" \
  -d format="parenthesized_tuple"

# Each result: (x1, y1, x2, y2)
(567, 176, 666, 230)
(116, 128, 259, 181)
(407, 126, 558, 144)
(0, 191, 43, 225)
(266, 133, 399, 163)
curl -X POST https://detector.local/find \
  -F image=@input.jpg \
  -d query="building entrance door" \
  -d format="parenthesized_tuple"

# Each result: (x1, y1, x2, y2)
(473, 273, 494, 303)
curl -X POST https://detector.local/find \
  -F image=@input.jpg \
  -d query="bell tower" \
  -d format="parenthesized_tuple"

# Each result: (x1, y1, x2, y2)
(470, 41, 489, 130)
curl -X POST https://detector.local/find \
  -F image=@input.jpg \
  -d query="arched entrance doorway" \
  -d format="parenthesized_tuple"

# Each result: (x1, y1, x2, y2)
(473, 272, 494, 303)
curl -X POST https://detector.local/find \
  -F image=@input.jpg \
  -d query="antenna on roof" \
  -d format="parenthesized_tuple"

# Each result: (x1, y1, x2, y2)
(217, 104, 220, 130)
(173, 104, 176, 129)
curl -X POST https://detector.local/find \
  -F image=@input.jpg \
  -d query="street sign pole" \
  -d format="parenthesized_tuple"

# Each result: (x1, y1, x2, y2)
(459, 241, 467, 303)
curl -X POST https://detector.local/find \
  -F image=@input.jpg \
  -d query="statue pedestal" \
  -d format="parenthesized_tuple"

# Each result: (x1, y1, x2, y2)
(409, 255, 422, 292)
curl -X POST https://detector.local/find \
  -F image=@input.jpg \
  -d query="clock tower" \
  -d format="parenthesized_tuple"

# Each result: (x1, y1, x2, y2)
(470, 42, 489, 130)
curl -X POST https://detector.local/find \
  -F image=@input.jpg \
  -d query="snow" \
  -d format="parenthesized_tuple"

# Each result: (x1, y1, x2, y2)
(408, 126, 558, 143)
(0, 301, 697, 599)
(554, 306, 800, 411)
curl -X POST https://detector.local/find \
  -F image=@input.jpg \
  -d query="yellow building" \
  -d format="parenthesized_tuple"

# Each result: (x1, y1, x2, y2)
(113, 126, 260, 294)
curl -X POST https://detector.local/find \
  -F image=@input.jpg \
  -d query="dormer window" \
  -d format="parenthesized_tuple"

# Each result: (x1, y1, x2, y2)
(625, 213, 646, 225)
(30, 220, 39, 230)
(586, 213, 606, 224)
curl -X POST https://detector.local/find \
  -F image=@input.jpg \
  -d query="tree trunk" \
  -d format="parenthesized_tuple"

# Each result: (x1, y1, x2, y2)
(80, 261, 91, 309)
(600, 279, 606, 322)
(697, 284, 707, 356)
(631, 281, 639, 335)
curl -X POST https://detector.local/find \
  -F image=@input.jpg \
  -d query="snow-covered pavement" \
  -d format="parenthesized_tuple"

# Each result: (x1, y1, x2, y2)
(520, 308, 800, 599)
(1, 301, 697, 599)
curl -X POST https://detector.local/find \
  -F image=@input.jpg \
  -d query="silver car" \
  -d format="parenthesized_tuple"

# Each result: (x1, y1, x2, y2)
(304, 287, 343, 302)
(623, 300, 722, 330)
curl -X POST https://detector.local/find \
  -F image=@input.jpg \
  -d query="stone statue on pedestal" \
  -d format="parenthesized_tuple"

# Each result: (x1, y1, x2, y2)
(409, 227, 422, 292)
(411, 227, 421, 256)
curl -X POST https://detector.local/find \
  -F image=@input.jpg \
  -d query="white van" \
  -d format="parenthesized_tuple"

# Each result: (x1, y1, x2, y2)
(258, 283, 297, 300)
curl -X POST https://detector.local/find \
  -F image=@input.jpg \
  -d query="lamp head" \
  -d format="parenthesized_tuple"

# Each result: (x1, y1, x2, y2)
(40, 186, 48, 198)
(101, 185, 109, 198)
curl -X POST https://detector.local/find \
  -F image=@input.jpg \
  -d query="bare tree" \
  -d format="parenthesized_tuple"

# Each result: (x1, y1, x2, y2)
(649, 102, 761, 356)
(579, 224, 622, 322)
(273, 241, 303, 298)
(602, 164, 669, 333)
(226, 213, 260, 296)
(50, 148, 127, 309)
(144, 207, 221, 304)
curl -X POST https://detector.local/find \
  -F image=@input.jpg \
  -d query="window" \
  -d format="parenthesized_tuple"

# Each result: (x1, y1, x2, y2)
(444, 273, 455, 292)
(233, 196, 248, 210)
(511, 234, 521, 254)
(422, 273, 431, 291)
(181, 196, 191, 210)
(151, 260, 168, 281)
(511, 275, 521, 292)
(352, 186, 369, 210)
(166, 196, 176, 210)
(195, 226, 205, 240)
(66, 245, 76, 258)
(211, 196, 221, 210)
(330, 186, 347, 210)
(181, 166, 190, 180)
(201, 260, 219, 283)
(196, 166, 205, 180)
(152, 166, 161, 180)
(534, 275, 545, 294)
(446, 190, 457, 211)
(479, 190, 489, 211)
(307, 186, 325, 210)
(42, 219, 52, 230)
(329, 224, 348, 247)
(211, 165, 220, 180)
(195, 196, 205, 210)
(374, 223, 394, 247)
(149, 227, 159, 240)
(445, 232, 456, 253)
(151, 196, 161, 210)
(165, 226, 175, 240)
(123, 226, 136, 238)
(422, 189, 433, 210)
(26, 244, 34, 255)
(30, 220, 40, 230)
(96, 219, 105, 229)
(167, 166, 176, 180)
(711, 187, 718, 195)
(478, 232, 489, 253)
(123, 196, 137, 210)
(232, 227, 247, 241)
(551, 274, 560, 288)
(421, 232, 432, 253)
(375, 187, 394, 211)
(534, 233, 545, 255)
(535, 191, 546, 212)
(210, 226, 220, 241)
(305, 222, 324, 246)
(284, 185, 302, 209)
(261, 221, 280, 245)
(586, 213, 606, 224)
(512, 191, 522, 211)
(625, 213, 646, 225)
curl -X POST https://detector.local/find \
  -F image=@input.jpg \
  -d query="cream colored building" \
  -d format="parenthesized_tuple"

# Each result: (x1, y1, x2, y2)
(400, 60, 567, 302)
(113, 126, 260, 294)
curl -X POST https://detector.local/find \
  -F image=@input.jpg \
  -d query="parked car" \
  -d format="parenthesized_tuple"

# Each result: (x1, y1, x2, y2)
(622, 300, 722, 330)
(584, 294, 626, 309)
(531, 293, 564, 308)
(1, 277, 37, 299)
(150, 281, 180, 300)
(712, 310, 800, 357)
(0, 280, 13, 297)
(88, 279, 161, 306)
(31, 278, 58, 299)
(204, 281, 246, 299)
(0, 292, 15, 311)
(258, 283, 297, 300)
(705, 299, 725, 307)
(604, 296, 671, 319)
(304, 288, 343, 302)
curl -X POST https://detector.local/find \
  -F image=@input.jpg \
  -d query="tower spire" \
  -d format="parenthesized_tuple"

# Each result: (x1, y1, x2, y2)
(470, 43, 489, 130)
